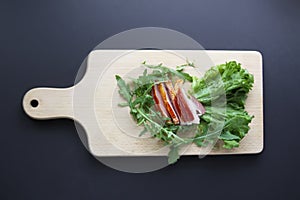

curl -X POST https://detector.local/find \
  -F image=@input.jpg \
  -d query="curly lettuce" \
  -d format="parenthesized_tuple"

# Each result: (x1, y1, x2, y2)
(192, 61, 254, 149)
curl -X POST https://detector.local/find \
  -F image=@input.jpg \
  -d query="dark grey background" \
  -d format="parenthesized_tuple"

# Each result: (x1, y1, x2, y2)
(1, 0, 300, 199)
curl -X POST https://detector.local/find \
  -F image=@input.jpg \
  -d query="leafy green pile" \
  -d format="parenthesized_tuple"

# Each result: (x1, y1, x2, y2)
(192, 61, 254, 149)
(115, 61, 254, 164)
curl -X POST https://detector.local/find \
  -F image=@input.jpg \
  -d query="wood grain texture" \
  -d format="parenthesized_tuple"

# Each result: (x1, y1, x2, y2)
(23, 50, 264, 156)
(23, 87, 74, 119)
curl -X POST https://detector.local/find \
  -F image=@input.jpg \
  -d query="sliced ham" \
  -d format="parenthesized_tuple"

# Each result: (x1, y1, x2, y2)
(174, 79, 184, 95)
(151, 85, 170, 121)
(165, 80, 176, 102)
(157, 83, 180, 125)
(190, 95, 206, 115)
(174, 87, 200, 125)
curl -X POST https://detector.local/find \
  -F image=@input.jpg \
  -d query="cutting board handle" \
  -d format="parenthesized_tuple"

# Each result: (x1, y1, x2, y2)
(22, 87, 74, 120)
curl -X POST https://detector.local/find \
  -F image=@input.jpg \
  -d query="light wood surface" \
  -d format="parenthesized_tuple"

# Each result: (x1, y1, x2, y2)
(23, 50, 264, 156)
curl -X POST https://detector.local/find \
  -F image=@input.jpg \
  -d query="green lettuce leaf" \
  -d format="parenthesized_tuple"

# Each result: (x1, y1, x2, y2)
(192, 61, 254, 149)
(192, 61, 254, 109)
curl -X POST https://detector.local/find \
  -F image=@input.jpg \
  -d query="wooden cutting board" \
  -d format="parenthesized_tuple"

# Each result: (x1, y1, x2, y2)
(23, 50, 264, 156)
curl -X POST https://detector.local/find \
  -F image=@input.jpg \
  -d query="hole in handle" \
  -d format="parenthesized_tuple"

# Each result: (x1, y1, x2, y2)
(30, 99, 39, 108)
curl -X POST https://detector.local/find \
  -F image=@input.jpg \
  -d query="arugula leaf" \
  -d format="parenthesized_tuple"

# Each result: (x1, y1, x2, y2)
(115, 75, 131, 103)
(194, 121, 208, 147)
(142, 62, 193, 82)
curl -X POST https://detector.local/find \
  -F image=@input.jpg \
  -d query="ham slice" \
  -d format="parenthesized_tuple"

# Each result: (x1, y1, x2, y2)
(190, 95, 206, 115)
(165, 80, 176, 102)
(151, 85, 170, 121)
(174, 87, 200, 125)
(157, 83, 180, 125)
